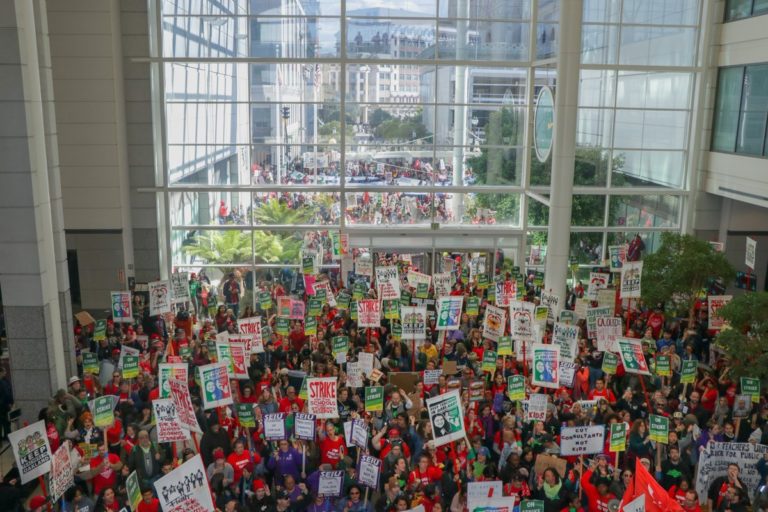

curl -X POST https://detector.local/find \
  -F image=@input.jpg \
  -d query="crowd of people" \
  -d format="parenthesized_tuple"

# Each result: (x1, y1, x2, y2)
(3, 248, 766, 512)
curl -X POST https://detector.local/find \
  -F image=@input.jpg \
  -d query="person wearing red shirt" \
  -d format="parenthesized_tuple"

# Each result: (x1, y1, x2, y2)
(103, 369, 122, 396)
(580, 465, 616, 512)
(373, 428, 412, 460)
(227, 439, 262, 485)
(407, 455, 443, 487)
(137, 487, 160, 512)
(681, 489, 702, 512)
(646, 306, 666, 339)
(587, 378, 616, 404)
(278, 387, 305, 413)
(89, 444, 123, 496)
(318, 421, 346, 468)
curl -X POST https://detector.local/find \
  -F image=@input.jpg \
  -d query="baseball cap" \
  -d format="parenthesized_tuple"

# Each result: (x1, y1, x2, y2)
(213, 448, 225, 460)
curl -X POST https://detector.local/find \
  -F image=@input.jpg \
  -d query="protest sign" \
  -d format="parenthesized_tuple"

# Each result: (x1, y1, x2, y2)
(741, 377, 761, 403)
(585, 306, 613, 338)
(375, 266, 400, 296)
(93, 319, 107, 341)
(236, 404, 255, 428)
(655, 355, 671, 377)
(436, 296, 463, 330)
(426, 390, 466, 446)
(351, 418, 368, 448)
(539, 292, 560, 322)
(495, 280, 516, 307)
(733, 395, 752, 419)
(294, 413, 316, 441)
(154, 399, 190, 443)
(168, 378, 202, 433)
(527, 393, 548, 422)
(596, 316, 622, 353)
(83, 352, 99, 375)
(466, 296, 479, 316)
(552, 322, 578, 361)
(534, 306, 548, 326)
(51, 443, 74, 503)
(558, 362, 578, 388)
(358, 300, 381, 328)
(620, 261, 642, 299)
(365, 386, 384, 412)
(149, 280, 172, 316)
(346, 362, 363, 388)
(508, 375, 526, 401)
(319, 471, 344, 497)
(681, 359, 697, 384)
(356, 257, 373, 277)
(122, 355, 139, 379)
(649, 415, 668, 443)
(602, 352, 619, 374)
(695, 442, 768, 503)
(9, 420, 52, 484)
(560, 425, 605, 456)
(531, 343, 559, 389)
(198, 362, 233, 409)
(158, 363, 188, 399)
(110, 291, 133, 322)
(170, 272, 189, 303)
(228, 341, 249, 379)
(308, 377, 339, 418)
(401, 306, 427, 340)
(708, 295, 732, 331)
(534, 454, 567, 478)
(154, 455, 214, 512)
(258, 292, 272, 310)
(305, 316, 317, 335)
(521, 500, 545, 512)
(617, 338, 651, 375)
(467, 481, 504, 511)
(746, 237, 757, 270)
(93, 395, 115, 428)
(434, 272, 452, 296)
(358, 454, 382, 489)
(587, 272, 610, 301)
(510, 301, 535, 340)
(483, 304, 506, 342)
(497, 336, 513, 356)
(482, 351, 497, 373)
(238, 317, 263, 347)
(264, 413, 287, 441)
(469, 380, 485, 402)
(609, 245, 626, 271)
(126, 471, 142, 511)
(423, 370, 442, 386)
(610, 422, 627, 452)
(559, 309, 579, 325)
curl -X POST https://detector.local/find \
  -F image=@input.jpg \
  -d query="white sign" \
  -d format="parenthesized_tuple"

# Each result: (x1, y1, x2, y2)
(433, 272, 453, 297)
(708, 295, 732, 331)
(355, 257, 373, 277)
(170, 272, 190, 303)
(510, 301, 535, 341)
(586, 306, 613, 338)
(346, 362, 363, 388)
(375, 266, 400, 296)
(149, 280, 172, 316)
(8, 420, 52, 484)
(560, 425, 605, 456)
(587, 272, 610, 301)
(264, 413, 287, 440)
(467, 481, 504, 511)
(154, 455, 214, 512)
(746, 237, 757, 270)
(294, 413, 316, 441)
(539, 292, 560, 322)
(153, 399, 190, 443)
(620, 261, 643, 299)
(168, 378, 202, 434)
(695, 442, 768, 503)
(559, 362, 578, 388)
(51, 443, 75, 503)
(319, 471, 344, 497)
(401, 306, 427, 340)
(358, 352, 374, 376)
(351, 418, 368, 448)
(307, 377, 339, 419)
(357, 454, 381, 489)
(238, 317, 263, 350)
(596, 316, 622, 353)
(553, 322, 578, 361)
(527, 393, 548, 422)
(426, 390, 466, 447)
(483, 304, 507, 342)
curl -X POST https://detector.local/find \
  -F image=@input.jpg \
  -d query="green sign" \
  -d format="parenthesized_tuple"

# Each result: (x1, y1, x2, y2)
(533, 271, 545, 287)
(649, 414, 668, 444)
(482, 350, 497, 373)
(384, 300, 400, 320)
(486, 285, 496, 303)
(521, 500, 545, 512)
(299, 377, 308, 400)
(308, 298, 322, 317)
(236, 403, 255, 428)
(315, 288, 328, 304)
(609, 422, 627, 452)
(508, 375, 526, 401)
(93, 395, 115, 428)
(336, 291, 351, 310)
(305, 316, 317, 336)
(332, 336, 349, 357)
(206, 339, 216, 353)
(93, 319, 107, 341)
(122, 355, 139, 379)
(415, 282, 429, 299)
(365, 386, 384, 412)
(681, 359, 697, 384)
(461, 267, 469, 284)
(741, 377, 761, 403)
(602, 352, 618, 375)
(533, 86, 554, 163)
(126, 471, 142, 511)
(466, 297, 479, 316)
(258, 291, 272, 310)
(392, 322, 402, 341)
(400, 290, 412, 307)
(497, 336, 513, 356)
(302, 256, 315, 275)
(352, 282, 366, 301)
(477, 274, 489, 289)
(276, 317, 290, 335)
(83, 352, 99, 375)
(655, 355, 671, 377)
(179, 345, 191, 360)
(350, 301, 358, 320)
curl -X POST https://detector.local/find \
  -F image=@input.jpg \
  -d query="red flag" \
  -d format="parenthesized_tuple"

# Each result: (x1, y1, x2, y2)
(619, 459, 683, 512)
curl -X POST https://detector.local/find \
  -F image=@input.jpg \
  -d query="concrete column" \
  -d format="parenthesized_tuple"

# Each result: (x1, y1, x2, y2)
(543, 0, 584, 301)
(0, 0, 70, 422)
(450, 0, 470, 221)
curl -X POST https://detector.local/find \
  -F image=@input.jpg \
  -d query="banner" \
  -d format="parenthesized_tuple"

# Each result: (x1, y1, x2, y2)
(170, 272, 190, 303)
(596, 316, 622, 353)
(307, 377, 338, 419)
(154, 399, 190, 443)
(110, 291, 133, 322)
(154, 455, 214, 512)
(401, 306, 427, 340)
(483, 304, 506, 342)
(620, 261, 643, 299)
(358, 300, 381, 328)
(294, 413, 316, 441)
(609, 422, 627, 452)
(539, 292, 560, 323)
(746, 237, 757, 270)
(149, 280, 172, 316)
(426, 390, 466, 447)
(168, 378, 202, 433)
(708, 295, 732, 331)
(318, 471, 344, 497)
(264, 413, 287, 441)
(93, 395, 115, 428)
(510, 301, 535, 341)
(198, 362, 233, 409)
(436, 296, 463, 331)
(51, 443, 74, 503)
(587, 272, 610, 301)
(158, 363, 188, 399)
(617, 337, 651, 375)
(9, 420, 52, 484)
(560, 425, 605, 456)
(552, 322, 578, 361)
(531, 343, 559, 389)
(357, 455, 381, 489)
(586, 307, 613, 338)
(695, 442, 768, 503)
(650, 414, 668, 443)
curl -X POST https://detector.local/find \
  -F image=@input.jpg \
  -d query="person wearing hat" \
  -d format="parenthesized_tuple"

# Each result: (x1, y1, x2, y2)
(581, 458, 616, 512)
(249, 479, 273, 512)
(373, 427, 411, 460)
(201, 414, 231, 466)
(207, 447, 235, 488)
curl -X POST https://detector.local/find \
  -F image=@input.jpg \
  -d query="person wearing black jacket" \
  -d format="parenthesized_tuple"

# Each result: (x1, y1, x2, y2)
(201, 415, 232, 466)
(126, 429, 163, 489)
(658, 445, 691, 490)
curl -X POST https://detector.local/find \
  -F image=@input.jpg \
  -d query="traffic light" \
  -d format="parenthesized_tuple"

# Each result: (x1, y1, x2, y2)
(281, 106, 290, 119)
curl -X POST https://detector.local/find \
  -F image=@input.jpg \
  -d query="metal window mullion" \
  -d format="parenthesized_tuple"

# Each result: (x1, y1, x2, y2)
(339, 0, 348, 231)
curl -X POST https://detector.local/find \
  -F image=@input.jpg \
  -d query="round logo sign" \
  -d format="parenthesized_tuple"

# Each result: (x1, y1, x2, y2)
(534, 86, 554, 163)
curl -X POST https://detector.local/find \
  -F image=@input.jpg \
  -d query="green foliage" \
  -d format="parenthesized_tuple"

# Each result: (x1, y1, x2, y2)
(252, 198, 314, 225)
(716, 292, 768, 380)
(641, 233, 736, 322)
(369, 108, 393, 128)
(181, 230, 252, 266)
(466, 107, 522, 185)
(318, 121, 353, 141)
(374, 115, 429, 141)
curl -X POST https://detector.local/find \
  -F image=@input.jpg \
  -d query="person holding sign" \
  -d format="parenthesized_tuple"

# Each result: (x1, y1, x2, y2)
(266, 439, 305, 487)
(580, 459, 617, 512)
